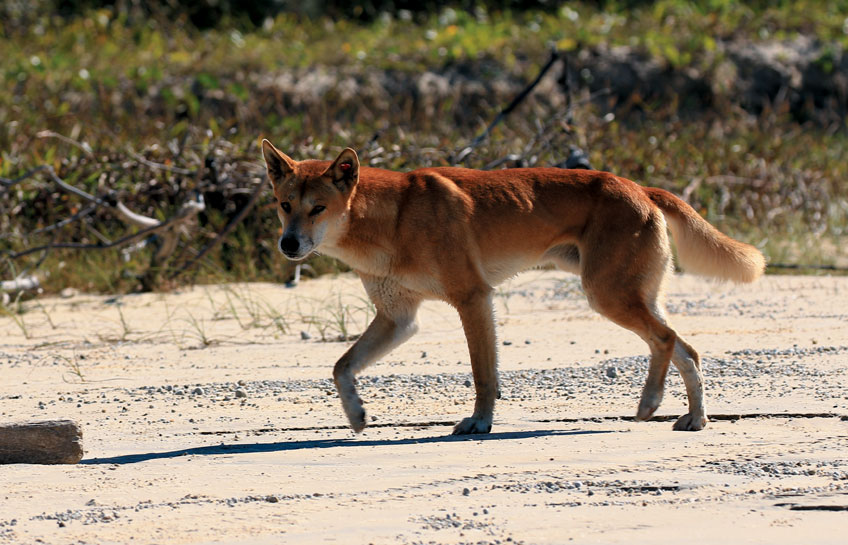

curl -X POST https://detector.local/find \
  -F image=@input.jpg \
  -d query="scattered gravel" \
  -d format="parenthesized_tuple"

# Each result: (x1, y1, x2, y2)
(10, 344, 846, 415)
(413, 513, 492, 532)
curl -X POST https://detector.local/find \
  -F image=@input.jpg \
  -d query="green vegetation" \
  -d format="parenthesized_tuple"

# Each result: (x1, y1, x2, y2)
(1, 1, 847, 293)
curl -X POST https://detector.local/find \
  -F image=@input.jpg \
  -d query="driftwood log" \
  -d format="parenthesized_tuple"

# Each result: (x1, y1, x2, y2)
(0, 419, 84, 464)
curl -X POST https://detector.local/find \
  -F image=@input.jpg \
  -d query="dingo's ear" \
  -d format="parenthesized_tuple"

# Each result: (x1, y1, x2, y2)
(262, 139, 295, 182)
(325, 148, 359, 192)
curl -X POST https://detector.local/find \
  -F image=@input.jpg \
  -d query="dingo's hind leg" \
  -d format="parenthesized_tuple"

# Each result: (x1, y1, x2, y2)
(579, 209, 707, 430)
(579, 212, 677, 424)
(642, 299, 707, 430)
(591, 284, 707, 430)
(588, 292, 676, 422)
(669, 336, 707, 430)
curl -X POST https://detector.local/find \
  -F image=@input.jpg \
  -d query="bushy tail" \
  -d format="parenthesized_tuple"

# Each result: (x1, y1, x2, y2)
(645, 187, 766, 283)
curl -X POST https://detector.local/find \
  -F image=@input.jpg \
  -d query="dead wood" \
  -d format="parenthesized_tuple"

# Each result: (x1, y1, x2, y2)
(0, 419, 84, 464)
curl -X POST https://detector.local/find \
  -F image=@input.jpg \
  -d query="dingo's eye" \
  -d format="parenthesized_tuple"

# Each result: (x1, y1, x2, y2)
(280, 202, 291, 213)
(308, 205, 326, 217)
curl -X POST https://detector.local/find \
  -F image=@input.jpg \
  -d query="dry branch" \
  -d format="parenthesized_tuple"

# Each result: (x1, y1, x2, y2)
(453, 49, 561, 165)
(4, 162, 206, 290)
(0, 420, 84, 464)
(8, 196, 205, 259)
(169, 178, 265, 280)
(0, 275, 39, 293)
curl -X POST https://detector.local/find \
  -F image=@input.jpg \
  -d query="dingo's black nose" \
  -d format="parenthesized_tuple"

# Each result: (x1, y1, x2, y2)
(280, 236, 300, 255)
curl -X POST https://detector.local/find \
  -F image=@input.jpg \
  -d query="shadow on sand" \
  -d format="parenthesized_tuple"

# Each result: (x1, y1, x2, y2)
(81, 428, 614, 465)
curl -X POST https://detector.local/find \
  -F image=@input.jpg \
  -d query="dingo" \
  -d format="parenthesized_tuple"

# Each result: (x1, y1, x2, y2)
(262, 140, 765, 435)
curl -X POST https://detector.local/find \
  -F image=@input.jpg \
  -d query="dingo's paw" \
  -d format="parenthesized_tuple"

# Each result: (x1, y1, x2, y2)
(345, 405, 366, 433)
(635, 391, 662, 421)
(341, 395, 367, 433)
(672, 412, 707, 431)
(452, 416, 492, 435)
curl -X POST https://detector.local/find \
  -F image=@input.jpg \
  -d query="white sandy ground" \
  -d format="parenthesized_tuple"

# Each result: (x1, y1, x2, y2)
(0, 271, 846, 544)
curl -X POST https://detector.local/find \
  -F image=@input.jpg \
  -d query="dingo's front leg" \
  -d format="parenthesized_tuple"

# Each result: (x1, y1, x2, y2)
(452, 290, 499, 435)
(333, 279, 420, 432)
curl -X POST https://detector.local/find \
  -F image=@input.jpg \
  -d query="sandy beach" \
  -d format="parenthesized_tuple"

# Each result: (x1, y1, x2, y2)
(1, 271, 846, 544)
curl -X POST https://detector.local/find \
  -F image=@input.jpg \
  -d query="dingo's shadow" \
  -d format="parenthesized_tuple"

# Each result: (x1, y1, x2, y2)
(81, 428, 613, 465)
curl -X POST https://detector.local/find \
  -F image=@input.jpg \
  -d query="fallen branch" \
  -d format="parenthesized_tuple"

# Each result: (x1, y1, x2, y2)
(5, 164, 205, 289)
(0, 420, 84, 465)
(8, 196, 204, 260)
(31, 204, 98, 236)
(127, 148, 196, 176)
(0, 275, 40, 293)
(36, 130, 94, 158)
(169, 178, 265, 280)
(0, 165, 54, 190)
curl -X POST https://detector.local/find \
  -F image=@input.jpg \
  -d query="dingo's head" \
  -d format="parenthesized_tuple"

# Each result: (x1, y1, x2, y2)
(262, 139, 359, 260)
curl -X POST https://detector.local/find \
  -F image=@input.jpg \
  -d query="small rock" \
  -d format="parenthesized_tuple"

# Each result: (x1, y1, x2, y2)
(192, 387, 204, 395)
(266, 495, 279, 503)
(300, 331, 312, 340)
(463, 379, 472, 388)
(60, 287, 78, 299)
(606, 366, 619, 379)
(235, 388, 247, 398)
(462, 488, 470, 496)
(237, 379, 246, 386)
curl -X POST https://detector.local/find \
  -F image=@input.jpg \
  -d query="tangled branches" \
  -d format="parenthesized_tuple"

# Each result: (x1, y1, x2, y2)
(1, 134, 268, 293)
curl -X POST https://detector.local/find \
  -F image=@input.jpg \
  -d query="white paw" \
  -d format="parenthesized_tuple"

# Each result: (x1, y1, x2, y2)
(452, 416, 492, 435)
(342, 398, 366, 433)
(337, 384, 366, 433)
(672, 412, 708, 431)
(635, 391, 662, 421)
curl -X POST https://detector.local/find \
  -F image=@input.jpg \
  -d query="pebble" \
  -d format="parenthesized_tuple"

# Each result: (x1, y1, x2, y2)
(234, 389, 247, 398)
(60, 288, 78, 299)
(300, 331, 312, 340)
(192, 387, 204, 395)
